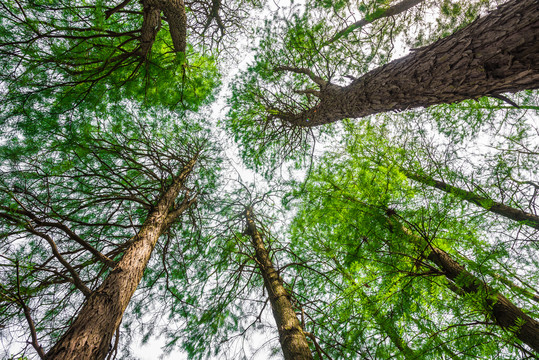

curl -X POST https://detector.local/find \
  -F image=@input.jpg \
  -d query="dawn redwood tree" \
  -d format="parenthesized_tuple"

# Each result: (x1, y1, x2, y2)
(0, 0, 260, 120)
(288, 133, 539, 357)
(230, 0, 538, 135)
(386, 213, 539, 353)
(44, 157, 198, 360)
(243, 207, 313, 360)
(0, 114, 219, 360)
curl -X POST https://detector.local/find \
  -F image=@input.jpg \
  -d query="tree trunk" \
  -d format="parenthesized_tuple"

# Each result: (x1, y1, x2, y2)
(45, 157, 197, 360)
(244, 207, 314, 360)
(404, 171, 539, 230)
(144, 0, 188, 53)
(390, 217, 539, 353)
(425, 247, 539, 354)
(283, 0, 539, 127)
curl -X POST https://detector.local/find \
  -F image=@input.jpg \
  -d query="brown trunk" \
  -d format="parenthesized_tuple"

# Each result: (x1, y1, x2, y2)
(162, 0, 187, 53)
(284, 0, 539, 127)
(404, 171, 539, 230)
(144, 0, 187, 53)
(389, 217, 539, 353)
(45, 158, 197, 360)
(244, 207, 314, 360)
(425, 247, 539, 353)
(139, 5, 161, 58)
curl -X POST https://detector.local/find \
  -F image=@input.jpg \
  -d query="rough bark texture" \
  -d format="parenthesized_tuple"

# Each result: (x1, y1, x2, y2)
(244, 208, 314, 360)
(426, 247, 539, 353)
(140, 0, 187, 57)
(45, 158, 197, 360)
(284, 0, 539, 127)
(405, 171, 539, 230)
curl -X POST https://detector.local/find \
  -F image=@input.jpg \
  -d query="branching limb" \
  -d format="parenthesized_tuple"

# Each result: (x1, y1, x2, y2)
(0, 204, 116, 269)
(15, 260, 46, 360)
(325, 0, 424, 45)
(105, 0, 133, 19)
(274, 66, 328, 87)
(305, 331, 334, 360)
(27, 227, 92, 297)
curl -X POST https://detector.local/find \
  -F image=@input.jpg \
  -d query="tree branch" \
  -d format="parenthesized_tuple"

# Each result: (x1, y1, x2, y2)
(274, 66, 328, 87)
(325, 0, 424, 46)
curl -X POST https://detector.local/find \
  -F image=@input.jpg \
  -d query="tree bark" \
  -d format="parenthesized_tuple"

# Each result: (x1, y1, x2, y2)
(244, 207, 314, 360)
(281, 0, 539, 127)
(143, 0, 187, 54)
(425, 246, 539, 354)
(45, 157, 197, 360)
(390, 218, 539, 353)
(404, 171, 539, 230)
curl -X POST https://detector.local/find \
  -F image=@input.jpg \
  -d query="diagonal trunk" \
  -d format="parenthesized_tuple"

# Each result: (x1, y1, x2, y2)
(244, 207, 314, 360)
(404, 171, 539, 230)
(283, 0, 539, 127)
(161, 0, 187, 53)
(45, 157, 197, 360)
(425, 246, 539, 353)
(139, 5, 162, 58)
(390, 217, 539, 353)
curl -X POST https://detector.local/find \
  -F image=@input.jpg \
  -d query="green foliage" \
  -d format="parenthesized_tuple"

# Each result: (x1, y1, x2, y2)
(1, 0, 538, 359)
(0, 0, 220, 131)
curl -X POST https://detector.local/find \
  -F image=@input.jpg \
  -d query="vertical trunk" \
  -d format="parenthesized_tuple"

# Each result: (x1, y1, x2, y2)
(284, 0, 539, 127)
(404, 171, 539, 230)
(145, 0, 188, 53)
(244, 207, 314, 360)
(45, 158, 197, 360)
(390, 218, 539, 353)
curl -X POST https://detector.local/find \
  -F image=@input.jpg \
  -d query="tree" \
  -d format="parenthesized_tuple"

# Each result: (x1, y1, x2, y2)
(1, 0, 538, 358)
(229, 0, 538, 143)
(243, 206, 313, 360)
(0, 0, 259, 122)
(286, 129, 539, 357)
(0, 113, 220, 360)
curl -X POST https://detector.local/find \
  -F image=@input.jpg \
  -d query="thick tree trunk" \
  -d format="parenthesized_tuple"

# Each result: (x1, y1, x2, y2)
(404, 171, 539, 230)
(284, 0, 539, 127)
(144, 0, 188, 54)
(244, 207, 314, 360)
(45, 158, 197, 360)
(390, 218, 539, 353)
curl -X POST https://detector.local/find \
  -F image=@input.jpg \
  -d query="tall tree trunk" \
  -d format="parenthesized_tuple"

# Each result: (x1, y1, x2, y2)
(281, 0, 539, 127)
(45, 157, 197, 360)
(144, 0, 188, 53)
(390, 216, 539, 353)
(243, 207, 314, 360)
(404, 171, 539, 230)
